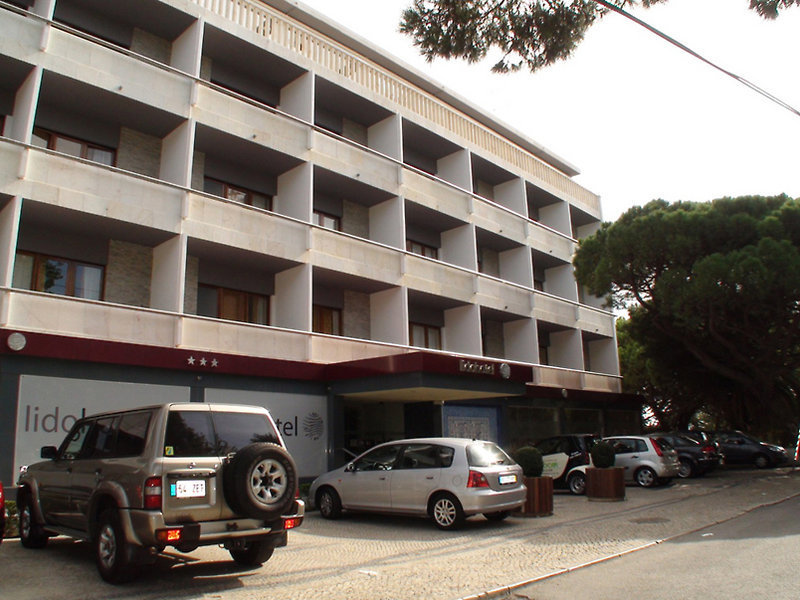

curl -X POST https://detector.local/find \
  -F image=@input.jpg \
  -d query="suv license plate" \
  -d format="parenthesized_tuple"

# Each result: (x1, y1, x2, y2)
(498, 474, 517, 485)
(175, 480, 206, 498)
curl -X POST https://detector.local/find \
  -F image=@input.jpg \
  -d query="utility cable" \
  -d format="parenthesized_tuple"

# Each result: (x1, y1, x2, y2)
(592, 0, 800, 118)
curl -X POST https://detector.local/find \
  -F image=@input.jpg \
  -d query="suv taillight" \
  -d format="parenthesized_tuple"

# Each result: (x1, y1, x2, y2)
(144, 476, 162, 509)
(467, 470, 490, 488)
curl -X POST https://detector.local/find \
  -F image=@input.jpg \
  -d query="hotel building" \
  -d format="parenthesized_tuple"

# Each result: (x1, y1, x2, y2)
(0, 0, 638, 480)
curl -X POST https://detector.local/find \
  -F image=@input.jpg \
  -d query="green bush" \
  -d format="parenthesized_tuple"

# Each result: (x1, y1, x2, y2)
(513, 446, 544, 477)
(590, 441, 616, 468)
(4, 500, 18, 539)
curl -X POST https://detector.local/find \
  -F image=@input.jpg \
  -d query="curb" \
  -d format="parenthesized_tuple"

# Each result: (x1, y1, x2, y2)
(457, 473, 800, 600)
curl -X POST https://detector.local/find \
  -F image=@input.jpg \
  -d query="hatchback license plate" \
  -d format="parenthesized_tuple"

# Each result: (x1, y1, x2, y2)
(499, 474, 517, 485)
(175, 480, 205, 498)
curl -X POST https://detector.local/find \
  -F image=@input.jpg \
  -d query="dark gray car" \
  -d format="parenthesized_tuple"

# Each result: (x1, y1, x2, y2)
(714, 431, 789, 468)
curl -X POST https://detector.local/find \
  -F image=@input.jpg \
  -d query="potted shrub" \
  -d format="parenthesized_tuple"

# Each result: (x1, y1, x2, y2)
(513, 446, 553, 517)
(586, 440, 625, 501)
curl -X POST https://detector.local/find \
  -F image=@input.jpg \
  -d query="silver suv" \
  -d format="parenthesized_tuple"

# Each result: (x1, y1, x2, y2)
(16, 403, 303, 583)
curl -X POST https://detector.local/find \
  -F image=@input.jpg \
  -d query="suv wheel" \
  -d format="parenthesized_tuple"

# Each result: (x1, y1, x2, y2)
(229, 539, 275, 566)
(224, 443, 298, 520)
(18, 491, 48, 549)
(96, 509, 139, 584)
(430, 493, 465, 530)
(567, 472, 586, 495)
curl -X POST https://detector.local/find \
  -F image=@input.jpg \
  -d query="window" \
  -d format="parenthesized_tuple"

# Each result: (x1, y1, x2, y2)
(406, 240, 438, 259)
(204, 177, 272, 210)
(83, 417, 118, 459)
(164, 410, 281, 457)
(14, 251, 104, 300)
(313, 305, 342, 335)
(59, 421, 94, 460)
(352, 444, 401, 471)
(398, 444, 450, 469)
(410, 322, 441, 350)
(32, 127, 115, 166)
(313, 210, 340, 231)
(214, 412, 280, 454)
(164, 411, 216, 457)
(613, 439, 647, 454)
(467, 442, 514, 467)
(116, 411, 152, 457)
(198, 285, 269, 325)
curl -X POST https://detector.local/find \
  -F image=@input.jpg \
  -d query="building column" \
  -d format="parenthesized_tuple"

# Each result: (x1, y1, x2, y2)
(151, 234, 187, 313)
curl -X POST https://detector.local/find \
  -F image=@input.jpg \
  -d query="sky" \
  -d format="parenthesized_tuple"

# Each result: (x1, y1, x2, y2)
(297, 0, 799, 222)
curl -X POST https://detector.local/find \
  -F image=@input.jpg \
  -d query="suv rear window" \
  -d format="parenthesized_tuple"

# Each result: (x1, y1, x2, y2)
(466, 442, 515, 467)
(164, 410, 280, 457)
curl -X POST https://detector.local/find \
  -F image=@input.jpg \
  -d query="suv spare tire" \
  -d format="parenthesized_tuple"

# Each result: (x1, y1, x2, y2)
(223, 443, 297, 520)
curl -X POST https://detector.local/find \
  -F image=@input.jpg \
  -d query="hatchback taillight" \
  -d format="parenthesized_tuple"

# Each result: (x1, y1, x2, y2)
(144, 476, 162, 509)
(651, 439, 664, 457)
(701, 445, 715, 455)
(467, 470, 490, 488)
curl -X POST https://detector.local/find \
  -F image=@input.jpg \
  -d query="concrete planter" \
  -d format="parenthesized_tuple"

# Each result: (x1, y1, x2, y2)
(521, 475, 554, 516)
(586, 467, 625, 502)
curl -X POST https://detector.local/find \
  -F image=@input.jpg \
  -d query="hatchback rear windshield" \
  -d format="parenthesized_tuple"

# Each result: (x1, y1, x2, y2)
(164, 410, 280, 457)
(466, 442, 515, 467)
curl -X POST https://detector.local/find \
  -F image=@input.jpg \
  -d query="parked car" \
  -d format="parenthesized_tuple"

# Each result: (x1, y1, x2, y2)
(17, 403, 304, 583)
(309, 438, 525, 530)
(534, 434, 600, 494)
(603, 435, 680, 487)
(713, 431, 789, 468)
(680, 429, 716, 444)
(645, 432, 722, 478)
(0, 480, 5, 545)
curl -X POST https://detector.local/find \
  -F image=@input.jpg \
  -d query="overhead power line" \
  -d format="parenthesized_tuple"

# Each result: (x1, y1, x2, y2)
(592, 0, 800, 118)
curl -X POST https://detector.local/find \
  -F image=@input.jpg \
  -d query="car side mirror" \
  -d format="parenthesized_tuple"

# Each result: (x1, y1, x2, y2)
(344, 462, 355, 473)
(40, 446, 58, 459)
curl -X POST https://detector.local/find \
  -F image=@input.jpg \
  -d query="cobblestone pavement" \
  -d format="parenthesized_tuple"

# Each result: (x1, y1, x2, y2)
(1, 467, 798, 600)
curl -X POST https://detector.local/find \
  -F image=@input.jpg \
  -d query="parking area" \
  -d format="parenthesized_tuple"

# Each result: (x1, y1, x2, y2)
(1, 467, 798, 600)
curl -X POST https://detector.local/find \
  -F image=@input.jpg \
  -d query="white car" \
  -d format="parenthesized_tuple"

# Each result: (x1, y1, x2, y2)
(309, 438, 525, 530)
(603, 435, 680, 487)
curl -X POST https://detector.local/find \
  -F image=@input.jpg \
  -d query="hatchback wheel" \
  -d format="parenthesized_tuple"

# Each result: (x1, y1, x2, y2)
(317, 487, 342, 519)
(634, 466, 657, 488)
(430, 493, 464, 530)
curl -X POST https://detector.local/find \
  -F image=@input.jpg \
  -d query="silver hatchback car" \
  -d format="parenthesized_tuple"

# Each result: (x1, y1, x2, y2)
(309, 438, 525, 530)
(603, 435, 680, 487)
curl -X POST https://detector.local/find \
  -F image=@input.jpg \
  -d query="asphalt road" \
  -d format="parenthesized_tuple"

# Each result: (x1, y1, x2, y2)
(0, 468, 798, 600)
(503, 494, 800, 600)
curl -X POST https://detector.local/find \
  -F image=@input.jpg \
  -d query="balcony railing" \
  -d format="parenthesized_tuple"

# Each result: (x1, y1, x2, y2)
(191, 0, 601, 214)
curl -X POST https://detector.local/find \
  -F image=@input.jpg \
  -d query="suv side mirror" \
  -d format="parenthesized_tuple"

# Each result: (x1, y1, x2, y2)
(40, 446, 58, 459)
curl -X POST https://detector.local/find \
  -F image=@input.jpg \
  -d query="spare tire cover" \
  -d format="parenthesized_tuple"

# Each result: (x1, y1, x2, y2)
(223, 443, 298, 520)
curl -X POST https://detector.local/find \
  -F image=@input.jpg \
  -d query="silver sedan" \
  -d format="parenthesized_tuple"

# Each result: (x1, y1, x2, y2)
(309, 437, 525, 530)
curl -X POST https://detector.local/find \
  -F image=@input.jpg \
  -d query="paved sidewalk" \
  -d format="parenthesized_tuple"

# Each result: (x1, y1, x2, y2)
(457, 466, 800, 600)
(1, 467, 798, 600)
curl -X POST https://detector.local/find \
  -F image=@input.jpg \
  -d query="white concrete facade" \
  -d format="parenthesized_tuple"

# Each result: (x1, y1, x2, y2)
(0, 0, 620, 392)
